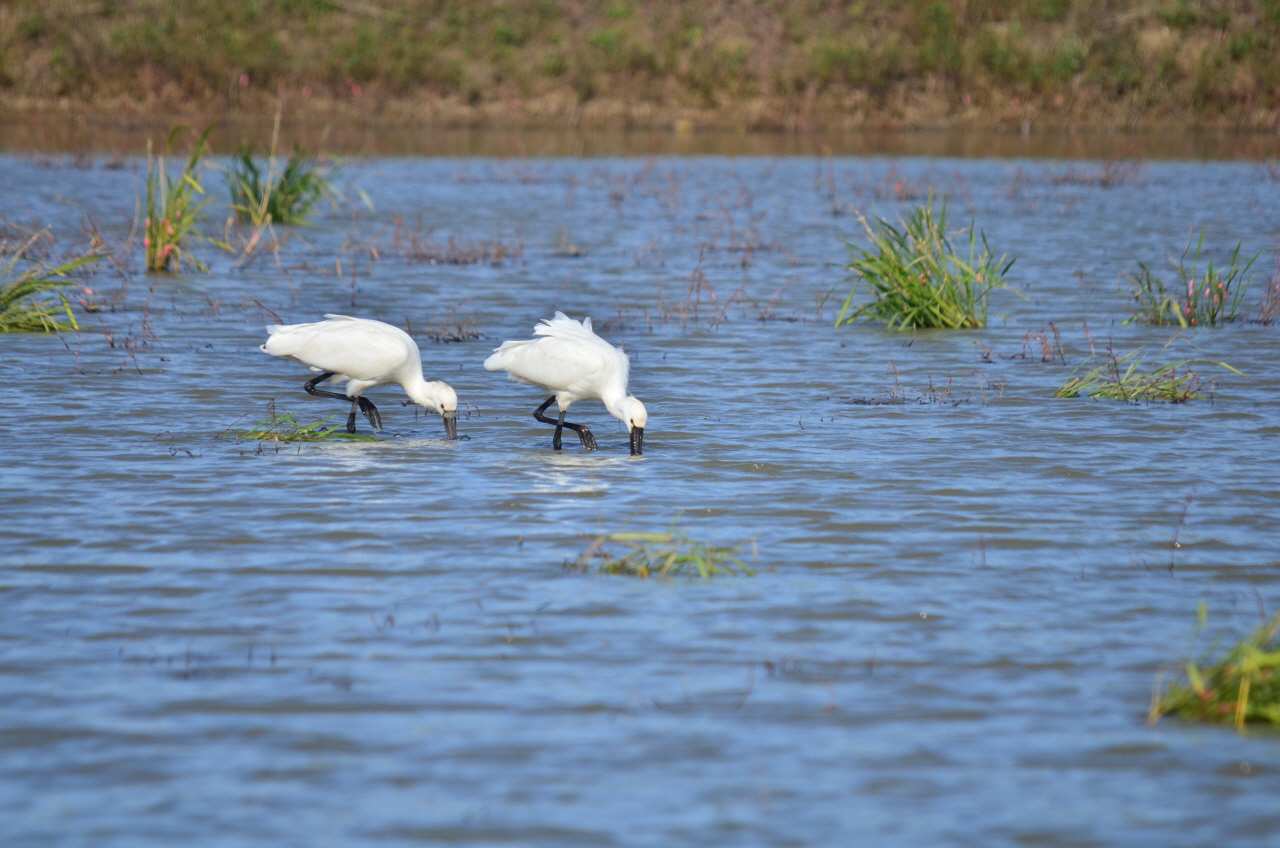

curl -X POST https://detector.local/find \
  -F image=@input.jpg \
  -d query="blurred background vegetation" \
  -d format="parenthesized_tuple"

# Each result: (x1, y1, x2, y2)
(1, 0, 1278, 129)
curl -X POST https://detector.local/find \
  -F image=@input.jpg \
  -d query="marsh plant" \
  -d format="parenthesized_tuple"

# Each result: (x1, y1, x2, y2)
(569, 526, 755, 579)
(1151, 605, 1280, 732)
(144, 124, 222, 273)
(835, 199, 1015, 330)
(219, 408, 375, 443)
(226, 147, 339, 226)
(1125, 229, 1259, 327)
(1053, 345, 1242, 403)
(0, 245, 100, 332)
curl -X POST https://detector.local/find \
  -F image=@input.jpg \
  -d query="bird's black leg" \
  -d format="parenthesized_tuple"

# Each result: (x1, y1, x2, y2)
(533, 396, 559, 425)
(304, 371, 346, 400)
(553, 409, 565, 450)
(533, 396, 561, 448)
(562, 418, 597, 451)
(358, 397, 382, 431)
(532, 396, 595, 451)
(304, 372, 368, 434)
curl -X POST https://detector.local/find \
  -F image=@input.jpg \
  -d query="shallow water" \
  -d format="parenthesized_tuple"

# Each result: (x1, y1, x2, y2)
(2, 153, 1279, 846)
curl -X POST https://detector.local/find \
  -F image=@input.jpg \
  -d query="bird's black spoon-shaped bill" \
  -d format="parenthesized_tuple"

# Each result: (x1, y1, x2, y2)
(443, 410, 458, 441)
(630, 427, 644, 456)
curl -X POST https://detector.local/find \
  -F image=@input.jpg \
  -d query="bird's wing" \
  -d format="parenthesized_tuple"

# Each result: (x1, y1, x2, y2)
(485, 313, 631, 395)
(262, 318, 416, 382)
(486, 335, 613, 393)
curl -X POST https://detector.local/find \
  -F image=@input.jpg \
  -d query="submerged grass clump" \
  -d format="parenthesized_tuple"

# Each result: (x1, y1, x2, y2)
(1053, 346, 1242, 403)
(1151, 606, 1280, 732)
(219, 410, 375, 443)
(835, 198, 1015, 330)
(145, 124, 222, 273)
(1125, 229, 1259, 327)
(227, 147, 339, 226)
(0, 247, 100, 332)
(568, 527, 755, 579)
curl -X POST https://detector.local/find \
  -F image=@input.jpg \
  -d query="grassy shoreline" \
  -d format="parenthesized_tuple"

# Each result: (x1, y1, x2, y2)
(3, 1, 1279, 137)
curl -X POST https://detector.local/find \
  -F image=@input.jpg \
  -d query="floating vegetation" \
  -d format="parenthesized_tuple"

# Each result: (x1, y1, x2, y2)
(568, 527, 755, 579)
(1125, 229, 1259, 327)
(1010, 324, 1065, 364)
(1046, 151, 1144, 188)
(409, 305, 481, 344)
(218, 409, 375, 443)
(834, 198, 1015, 330)
(144, 124, 224, 273)
(0, 246, 101, 332)
(552, 226, 587, 257)
(226, 147, 339, 226)
(1151, 605, 1280, 732)
(1257, 277, 1280, 326)
(974, 324, 1066, 364)
(843, 358, 1005, 407)
(1052, 346, 1242, 402)
(391, 215, 523, 265)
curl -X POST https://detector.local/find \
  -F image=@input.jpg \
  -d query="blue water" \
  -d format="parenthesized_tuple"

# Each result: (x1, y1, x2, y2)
(2, 152, 1279, 846)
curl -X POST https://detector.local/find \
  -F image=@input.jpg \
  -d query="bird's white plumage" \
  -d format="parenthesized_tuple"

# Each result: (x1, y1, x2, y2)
(261, 314, 457, 413)
(484, 312, 646, 431)
(263, 315, 419, 393)
(486, 314, 627, 399)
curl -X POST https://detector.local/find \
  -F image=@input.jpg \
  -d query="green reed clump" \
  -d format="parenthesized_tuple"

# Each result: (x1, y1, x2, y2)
(1151, 606, 1280, 732)
(219, 410, 375, 443)
(145, 124, 223, 273)
(1053, 346, 1242, 402)
(1125, 229, 1259, 327)
(226, 147, 339, 226)
(835, 198, 1015, 330)
(0, 248, 101, 332)
(568, 527, 754, 579)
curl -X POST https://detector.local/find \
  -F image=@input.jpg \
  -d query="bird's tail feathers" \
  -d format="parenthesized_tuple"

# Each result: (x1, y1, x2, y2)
(534, 312, 596, 341)
(483, 341, 531, 371)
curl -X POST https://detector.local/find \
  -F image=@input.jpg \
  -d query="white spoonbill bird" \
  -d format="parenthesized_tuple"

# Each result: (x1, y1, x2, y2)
(261, 314, 459, 439)
(484, 312, 647, 455)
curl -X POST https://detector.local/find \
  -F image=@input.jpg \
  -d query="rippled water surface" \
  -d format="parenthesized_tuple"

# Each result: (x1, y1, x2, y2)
(2, 152, 1280, 846)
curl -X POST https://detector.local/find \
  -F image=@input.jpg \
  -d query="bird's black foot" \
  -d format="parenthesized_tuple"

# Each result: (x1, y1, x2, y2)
(358, 397, 382, 431)
(575, 426, 597, 451)
(345, 410, 358, 434)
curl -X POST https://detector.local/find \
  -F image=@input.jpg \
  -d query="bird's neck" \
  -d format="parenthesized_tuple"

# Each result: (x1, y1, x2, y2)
(601, 389, 630, 422)
(402, 368, 438, 408)
(399, 361, 435, 407)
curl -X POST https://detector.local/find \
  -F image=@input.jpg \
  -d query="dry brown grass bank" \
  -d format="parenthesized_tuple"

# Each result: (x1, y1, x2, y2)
(1, 1, 1279, 132)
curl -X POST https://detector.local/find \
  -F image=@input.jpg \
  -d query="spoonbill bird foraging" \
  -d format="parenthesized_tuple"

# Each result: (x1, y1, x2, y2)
(261, 314, 459, 439)
(484, 312, 647, 455)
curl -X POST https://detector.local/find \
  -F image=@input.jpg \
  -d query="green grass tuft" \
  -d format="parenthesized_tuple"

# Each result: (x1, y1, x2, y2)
(0, 246, 101, 333)
(144, 124, 224, 273)
(1052, 346, 1242, 402)
(1151, 605, 1280, 732)
(568, 526, 754, 579)
(835, 198, 1015, 330)
(226, 147, 339, 226)
(1124, 228, 1259, 327)
(219, 410, 375, 443)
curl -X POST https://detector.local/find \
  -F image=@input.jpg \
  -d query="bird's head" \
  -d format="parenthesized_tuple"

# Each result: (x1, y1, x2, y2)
(410, 381, 459, 440)
(617, 396, 647, 455)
